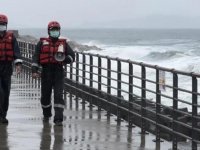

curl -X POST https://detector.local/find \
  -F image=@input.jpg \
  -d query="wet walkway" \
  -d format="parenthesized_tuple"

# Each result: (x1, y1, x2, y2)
(0, 74, 185, 150)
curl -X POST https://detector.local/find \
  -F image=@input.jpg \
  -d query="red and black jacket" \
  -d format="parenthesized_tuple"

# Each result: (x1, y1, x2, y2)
(39, 38, 66, 64)
(0, 32, 14, 61)
(32, 37, 75, 73)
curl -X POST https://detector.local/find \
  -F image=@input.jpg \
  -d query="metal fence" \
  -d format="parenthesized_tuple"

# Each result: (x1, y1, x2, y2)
(18, 40, 200, 150)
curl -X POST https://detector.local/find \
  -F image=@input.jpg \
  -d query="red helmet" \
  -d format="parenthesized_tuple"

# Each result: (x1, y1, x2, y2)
(48, 21, 60, 30)
(0, 14, 8, 24)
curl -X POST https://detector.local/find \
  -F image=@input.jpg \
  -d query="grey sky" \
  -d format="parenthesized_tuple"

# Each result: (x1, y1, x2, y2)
(1, 0, 200, 29)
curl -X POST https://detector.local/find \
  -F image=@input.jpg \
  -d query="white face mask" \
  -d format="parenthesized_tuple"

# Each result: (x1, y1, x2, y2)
(0, 24, 7, 31)
(49, 30, 60, 38)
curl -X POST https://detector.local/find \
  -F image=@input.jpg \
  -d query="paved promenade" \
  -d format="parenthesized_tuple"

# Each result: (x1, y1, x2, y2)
(0, 75, 188, 150)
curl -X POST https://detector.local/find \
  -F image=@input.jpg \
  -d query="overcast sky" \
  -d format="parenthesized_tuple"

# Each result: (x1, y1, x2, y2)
(1, 0, 200, 29)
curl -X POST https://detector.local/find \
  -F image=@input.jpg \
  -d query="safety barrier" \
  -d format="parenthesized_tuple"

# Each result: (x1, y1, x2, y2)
(18, 40, 200, 150)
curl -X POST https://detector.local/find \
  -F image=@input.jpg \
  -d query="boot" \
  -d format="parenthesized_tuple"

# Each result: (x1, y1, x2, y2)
(54, 120, 63, 126)
(0, 117, 8, 124)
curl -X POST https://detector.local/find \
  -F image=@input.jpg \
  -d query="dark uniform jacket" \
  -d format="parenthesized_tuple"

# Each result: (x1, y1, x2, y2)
(0, 33, 22, 76)
(32, 37, 75, 73)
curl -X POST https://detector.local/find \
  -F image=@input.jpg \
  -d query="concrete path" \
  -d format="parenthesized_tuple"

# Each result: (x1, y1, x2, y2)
(0, 74, 191, 150)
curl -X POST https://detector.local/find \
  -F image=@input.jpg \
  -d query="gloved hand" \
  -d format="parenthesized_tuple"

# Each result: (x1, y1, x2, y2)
(65, 55, 74, 64)
(32, 73, 40, 78)
(15, 65, 22, 74)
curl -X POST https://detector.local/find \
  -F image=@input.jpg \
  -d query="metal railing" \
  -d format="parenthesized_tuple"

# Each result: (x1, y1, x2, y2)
(18, 40, 200, 150)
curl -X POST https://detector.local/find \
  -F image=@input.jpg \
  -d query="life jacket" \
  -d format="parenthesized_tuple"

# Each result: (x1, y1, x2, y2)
(0, 32, 14, 61)
(39, 37, 67, 64)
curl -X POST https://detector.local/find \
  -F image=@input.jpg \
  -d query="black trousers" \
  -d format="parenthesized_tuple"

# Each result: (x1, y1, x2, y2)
(0, 75, 11, 118)
(41, 64, 65, 121)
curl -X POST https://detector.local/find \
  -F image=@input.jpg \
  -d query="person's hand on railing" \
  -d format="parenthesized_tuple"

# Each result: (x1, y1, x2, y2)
(32, 73, 40, 78)
(15, 65, 22, 74)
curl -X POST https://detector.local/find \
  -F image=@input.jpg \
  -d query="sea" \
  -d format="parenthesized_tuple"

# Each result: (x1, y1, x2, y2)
(19, 28, 200, 72)
(19, 28, 200, 111)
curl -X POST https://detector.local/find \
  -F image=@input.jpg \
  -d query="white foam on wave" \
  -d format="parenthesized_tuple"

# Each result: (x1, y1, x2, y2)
(82, 42, 200, 111)
(88, 43, 200, 73)
(89, 45, 153, 61)
(81, 40, 106, 47)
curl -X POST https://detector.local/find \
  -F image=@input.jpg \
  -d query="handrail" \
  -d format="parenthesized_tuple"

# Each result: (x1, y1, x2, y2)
(17, 40, 200, 150)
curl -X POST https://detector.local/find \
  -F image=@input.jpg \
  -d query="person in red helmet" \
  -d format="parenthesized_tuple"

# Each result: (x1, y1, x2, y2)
(31, 21, 75, 126)
(0, 14, 22, 124)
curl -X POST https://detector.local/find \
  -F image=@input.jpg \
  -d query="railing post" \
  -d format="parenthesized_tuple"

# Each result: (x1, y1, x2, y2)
(69, 56, 73, 108)
(89, 55, 94, 109)
(89, 55, 93, 88)
(81, 54, 86, 109)
(76, 53, 79, 83)
(141, 64, 146, 134)
(82, 54, 86, 85)
(172, 71, 178, 150)
(192, 75, 198, 150)
(128, 61, 134, 127)
(75, 53, 79, 109)
(117, 59, 122, 123)
(97, 55, 102, 111)
(106, 58, 112, 118)
(155, 68, 161, 141)
(70, 61, 73, 80)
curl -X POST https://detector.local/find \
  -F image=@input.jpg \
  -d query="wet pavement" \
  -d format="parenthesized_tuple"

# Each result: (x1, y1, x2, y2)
(0, 74, 195, 150)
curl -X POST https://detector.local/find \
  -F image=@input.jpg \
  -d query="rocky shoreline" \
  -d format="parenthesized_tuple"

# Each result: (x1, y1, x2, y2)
(14, 30, 102, 52)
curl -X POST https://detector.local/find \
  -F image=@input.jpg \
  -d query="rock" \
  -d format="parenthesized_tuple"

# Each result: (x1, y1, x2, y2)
(17, 35, 102, 52)
(68, 40, 102, 52)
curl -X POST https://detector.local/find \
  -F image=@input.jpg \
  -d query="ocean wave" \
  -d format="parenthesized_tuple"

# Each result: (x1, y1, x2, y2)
(81, 40, 106, 47)
(186, 64, 200, 73)
(142, 50, 188, 61)
(135, 39, 195, 46)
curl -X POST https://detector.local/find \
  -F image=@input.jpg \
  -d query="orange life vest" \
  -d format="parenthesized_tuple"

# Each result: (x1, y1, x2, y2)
(0, 32, 14, 61)
(39, 38, 67, 64)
